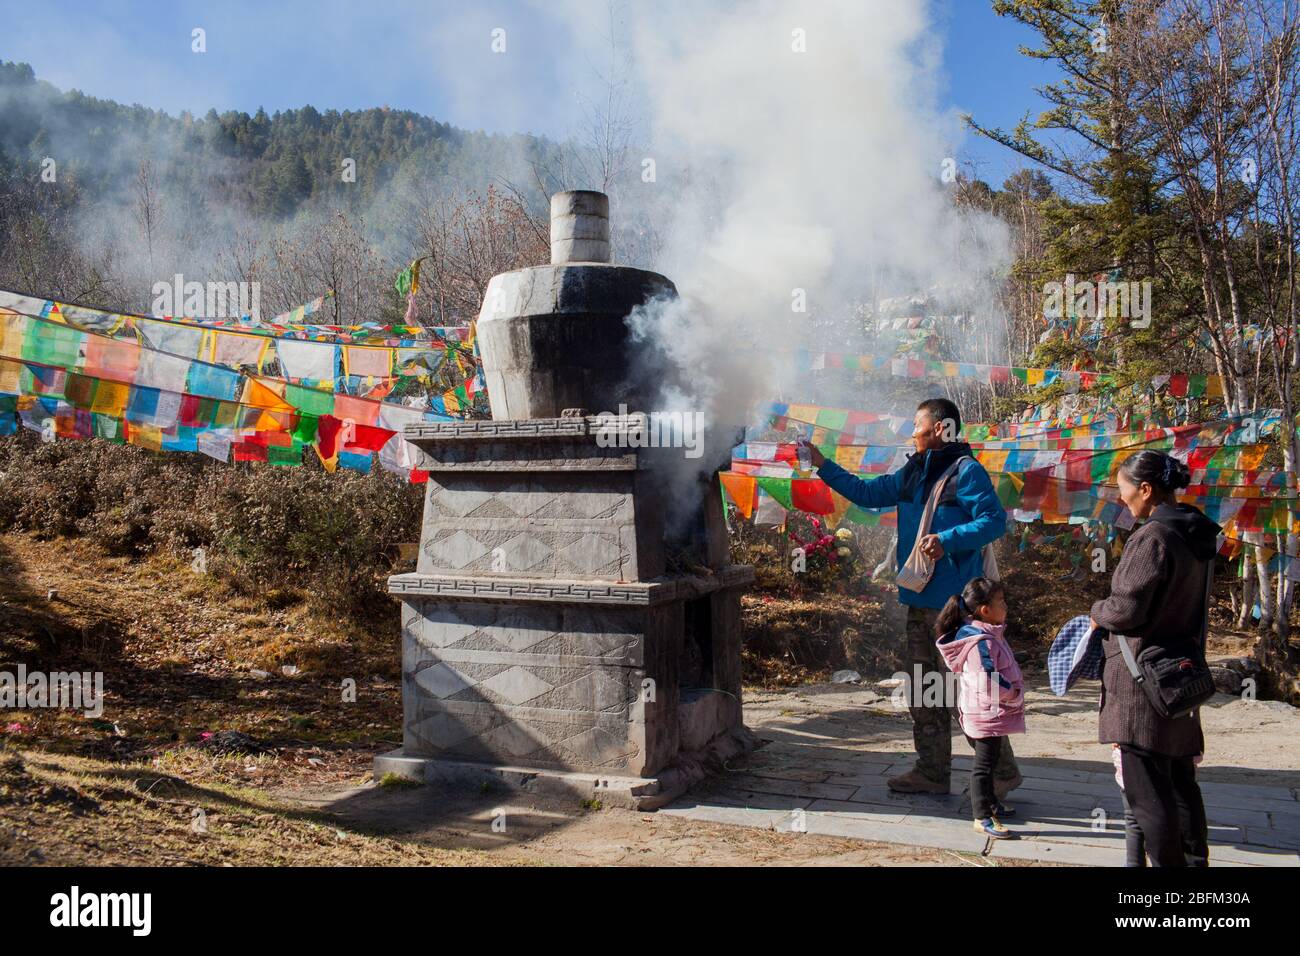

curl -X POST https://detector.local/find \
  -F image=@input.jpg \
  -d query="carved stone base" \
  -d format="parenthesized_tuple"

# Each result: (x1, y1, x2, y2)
(373, 723, 756, 811)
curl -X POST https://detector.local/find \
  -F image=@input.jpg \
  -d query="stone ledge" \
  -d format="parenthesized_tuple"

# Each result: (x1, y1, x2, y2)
(374, 724, 755, 811)
(405, 417, 607, 441)
(388, 565, 755, 605)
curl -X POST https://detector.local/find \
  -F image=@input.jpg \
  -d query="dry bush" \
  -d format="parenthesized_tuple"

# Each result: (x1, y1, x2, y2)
(0, 432, 422, 618)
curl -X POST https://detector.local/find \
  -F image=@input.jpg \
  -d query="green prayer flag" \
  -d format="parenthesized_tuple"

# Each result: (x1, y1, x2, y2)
(23, 321, 84, 369)
(267, 441, 304, 466)
(292, 414, 320, 444)
(756, 477, 793, 510)
(814, 408, 848, 430)
(285, 383, 335, 417)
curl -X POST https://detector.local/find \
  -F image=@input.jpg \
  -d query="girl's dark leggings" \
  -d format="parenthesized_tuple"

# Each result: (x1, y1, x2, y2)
(971, 735, 1006, 819)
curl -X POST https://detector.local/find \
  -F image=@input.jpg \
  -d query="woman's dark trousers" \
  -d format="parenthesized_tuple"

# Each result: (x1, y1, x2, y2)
(1119, 746, 1209, 867)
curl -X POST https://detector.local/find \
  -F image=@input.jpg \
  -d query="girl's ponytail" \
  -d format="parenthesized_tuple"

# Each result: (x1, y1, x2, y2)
(935, 593, 967, 638)
(934, 576, 1005, 638)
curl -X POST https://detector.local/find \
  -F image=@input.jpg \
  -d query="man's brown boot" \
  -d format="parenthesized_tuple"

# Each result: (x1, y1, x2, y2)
(886, 768, 951, 794)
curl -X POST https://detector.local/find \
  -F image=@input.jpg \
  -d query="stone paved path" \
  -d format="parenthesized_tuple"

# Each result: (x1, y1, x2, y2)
(661, 682, 1300, 866)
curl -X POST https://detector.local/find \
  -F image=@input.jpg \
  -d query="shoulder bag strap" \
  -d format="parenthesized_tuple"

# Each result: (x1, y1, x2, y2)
(910, 457, 964, 548)
(1117, 632, 1145, 683)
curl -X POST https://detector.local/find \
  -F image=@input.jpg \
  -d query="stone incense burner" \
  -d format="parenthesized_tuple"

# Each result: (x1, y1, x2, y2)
(375, 191, 754, 809)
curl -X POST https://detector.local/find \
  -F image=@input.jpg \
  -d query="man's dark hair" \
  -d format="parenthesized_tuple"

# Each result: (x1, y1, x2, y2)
(917, 397, 961, 434)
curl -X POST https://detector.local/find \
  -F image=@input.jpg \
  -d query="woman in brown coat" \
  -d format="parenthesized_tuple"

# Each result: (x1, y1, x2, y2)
(1090, 450, 1218, 866)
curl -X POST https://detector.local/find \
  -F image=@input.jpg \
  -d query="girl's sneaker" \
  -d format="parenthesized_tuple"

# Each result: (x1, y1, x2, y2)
(993, 801, 1015, 817)
(974, 816, 1017, 840)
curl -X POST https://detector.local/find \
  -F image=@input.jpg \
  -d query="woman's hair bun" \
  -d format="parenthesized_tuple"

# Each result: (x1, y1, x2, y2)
(1119, 449, 1192, 492)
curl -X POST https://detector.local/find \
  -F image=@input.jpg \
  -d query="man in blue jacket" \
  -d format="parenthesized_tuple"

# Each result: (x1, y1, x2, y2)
(801, 398, 1022, 796)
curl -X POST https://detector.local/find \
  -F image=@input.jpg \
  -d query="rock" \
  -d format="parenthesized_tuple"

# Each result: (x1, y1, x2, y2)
(198, 730, 268, 755)
(248, 669, 270, 680)
(1210, 665, 1244, 695)
(1210, 656, 1262, 676)
(831, 670, 861, 684)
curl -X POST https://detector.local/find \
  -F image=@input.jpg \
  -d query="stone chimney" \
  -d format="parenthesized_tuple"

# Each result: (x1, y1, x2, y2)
(549, 189, 610, 264)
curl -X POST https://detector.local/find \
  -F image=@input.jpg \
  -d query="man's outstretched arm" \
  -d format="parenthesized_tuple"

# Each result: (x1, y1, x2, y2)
(804, 442, 902, 510)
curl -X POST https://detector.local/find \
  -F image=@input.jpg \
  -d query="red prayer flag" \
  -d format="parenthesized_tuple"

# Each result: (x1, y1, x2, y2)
(790, 478, 835, 514)
(344, 423, 398, 452)
(233, 441, 269, 462)
(316, 414, 344, 458)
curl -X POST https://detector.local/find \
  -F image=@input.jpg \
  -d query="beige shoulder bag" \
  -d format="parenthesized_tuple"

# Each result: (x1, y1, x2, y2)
(896, 456, 1000, 593)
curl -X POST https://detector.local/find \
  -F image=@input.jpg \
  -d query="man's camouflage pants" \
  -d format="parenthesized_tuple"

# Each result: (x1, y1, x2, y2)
(905, 605, 1021, 787)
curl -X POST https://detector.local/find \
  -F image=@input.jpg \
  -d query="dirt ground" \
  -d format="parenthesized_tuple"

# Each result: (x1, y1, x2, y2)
(1, 530, 1296, 867)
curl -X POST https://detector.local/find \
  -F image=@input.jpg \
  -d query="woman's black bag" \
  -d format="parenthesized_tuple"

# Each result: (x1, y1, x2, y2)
(1116, 562, 1216, 719)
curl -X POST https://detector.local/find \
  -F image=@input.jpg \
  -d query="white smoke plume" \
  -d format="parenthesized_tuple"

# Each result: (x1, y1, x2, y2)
(549, 0, 1012, 486)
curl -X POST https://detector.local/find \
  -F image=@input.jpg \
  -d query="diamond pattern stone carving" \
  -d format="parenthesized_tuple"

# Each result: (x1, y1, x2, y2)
(562, 726, 635, 766)
(482, 608, 553, 651)
(412, 607, 478, 648)
(501, 533, 553, 571)
(565, 670, 629, 712)
(413, 662, 474, 699)
(557, 534, 623, 576)
(428, 487, 496, 518)
(482, 720, 552, 757)
(428, 530, 491, 569)
(478, 666, 554, 705)
(410, 712, 476, 749)
(392, 423, 753, 777)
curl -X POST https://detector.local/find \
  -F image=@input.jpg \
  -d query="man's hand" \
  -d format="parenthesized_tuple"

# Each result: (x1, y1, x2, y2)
(919, 533, 944, 560)
(798, 439, 825, 468)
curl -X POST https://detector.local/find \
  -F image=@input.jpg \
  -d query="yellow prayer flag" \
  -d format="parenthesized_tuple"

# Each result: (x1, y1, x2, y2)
(0, 313, 27, 359)
(90, 380, 130, 417)
(835, 446, 866, 471)
(977, 450, 1010, 474)
(128, 422, 163, 451)
(0, 358, 21, 394)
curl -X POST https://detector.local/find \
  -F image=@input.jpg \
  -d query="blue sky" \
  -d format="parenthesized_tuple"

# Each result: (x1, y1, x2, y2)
(0, 0, 1058, 187)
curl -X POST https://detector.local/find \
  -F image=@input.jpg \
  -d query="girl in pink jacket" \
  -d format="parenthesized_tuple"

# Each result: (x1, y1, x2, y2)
(935, 577, 1026, 840)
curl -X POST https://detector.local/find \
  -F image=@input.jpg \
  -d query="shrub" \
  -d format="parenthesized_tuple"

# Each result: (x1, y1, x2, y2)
(0, 431, 423, 619)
